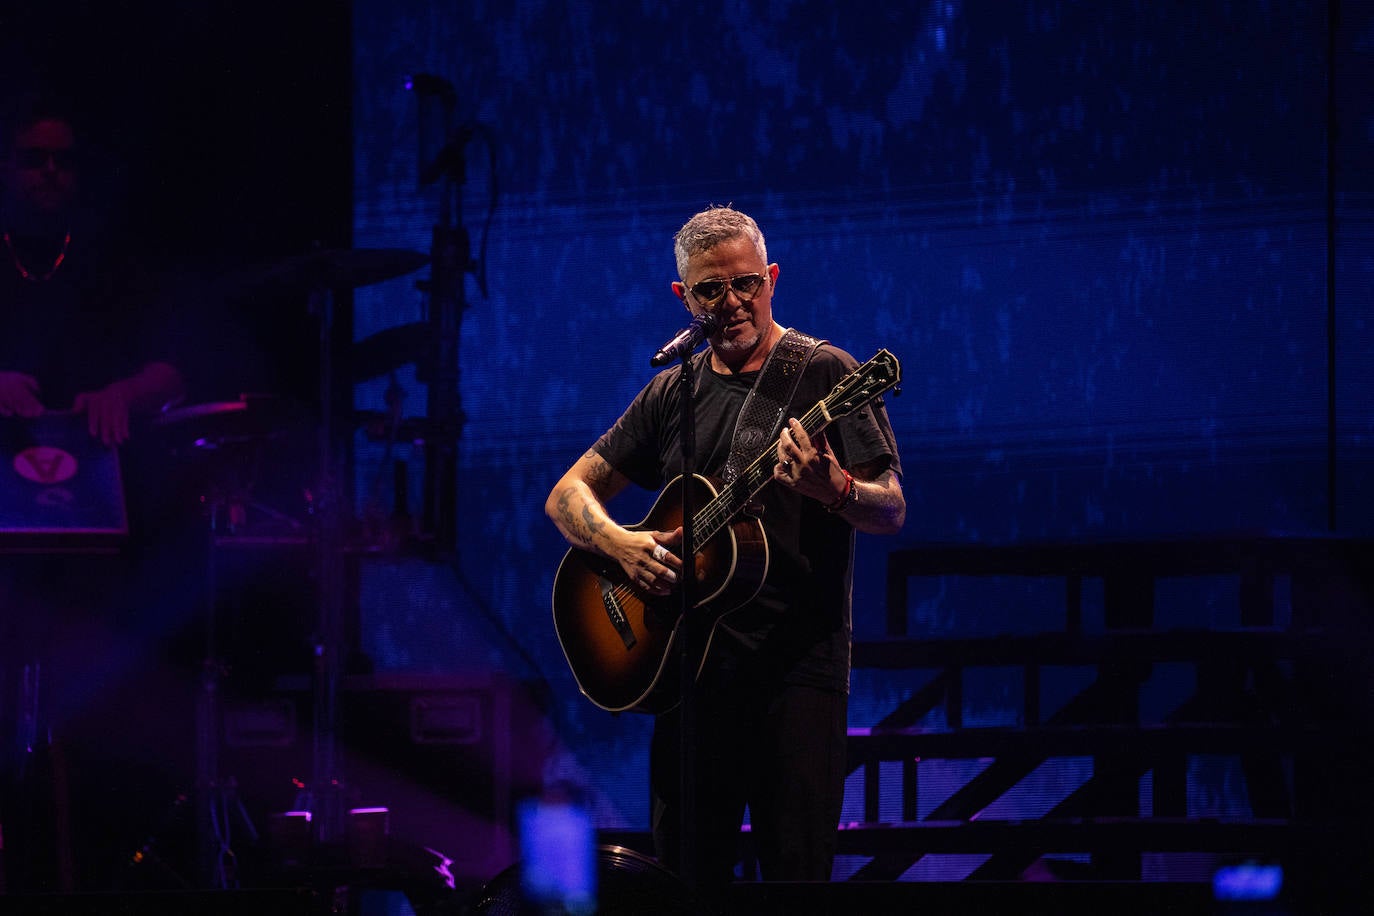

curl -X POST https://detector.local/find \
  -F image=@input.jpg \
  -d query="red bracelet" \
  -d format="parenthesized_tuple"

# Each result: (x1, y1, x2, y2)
(824, 469, 855, 512)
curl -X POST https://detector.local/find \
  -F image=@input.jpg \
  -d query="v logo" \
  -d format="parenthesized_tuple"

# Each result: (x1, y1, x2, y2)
(14, 446, 79, 485)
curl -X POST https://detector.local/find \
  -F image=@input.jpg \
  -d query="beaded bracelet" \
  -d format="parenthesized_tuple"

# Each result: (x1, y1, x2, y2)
(825, 469, 857, 513)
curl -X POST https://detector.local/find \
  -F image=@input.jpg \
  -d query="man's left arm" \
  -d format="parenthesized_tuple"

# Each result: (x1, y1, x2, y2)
(835, 461, 905, 535)
(775, 416, 905, 535)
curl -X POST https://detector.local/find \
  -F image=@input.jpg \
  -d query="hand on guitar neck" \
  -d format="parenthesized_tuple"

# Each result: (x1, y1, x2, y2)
(773, 416, 848, 505)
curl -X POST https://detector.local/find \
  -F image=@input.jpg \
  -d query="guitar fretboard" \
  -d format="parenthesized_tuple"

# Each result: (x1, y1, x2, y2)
(693, 400, 833, 544)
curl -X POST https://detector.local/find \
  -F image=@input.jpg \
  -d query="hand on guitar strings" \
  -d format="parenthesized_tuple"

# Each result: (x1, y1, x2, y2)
(775, 417, 846, 505)
(626, 527, 682, 596)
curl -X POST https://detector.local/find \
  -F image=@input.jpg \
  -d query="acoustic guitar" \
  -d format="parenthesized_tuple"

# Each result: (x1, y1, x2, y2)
(551, 349, 901, 714)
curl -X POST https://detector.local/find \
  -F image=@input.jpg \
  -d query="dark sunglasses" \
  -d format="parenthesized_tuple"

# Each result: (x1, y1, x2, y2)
(14, 147, 77, 170)
(686, 272, 769, 306)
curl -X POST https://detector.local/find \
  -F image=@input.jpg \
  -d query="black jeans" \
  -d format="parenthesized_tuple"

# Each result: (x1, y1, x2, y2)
(650, 666, 848, 888)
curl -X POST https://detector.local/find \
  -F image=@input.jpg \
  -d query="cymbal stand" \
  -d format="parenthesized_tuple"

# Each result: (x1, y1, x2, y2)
(301, 282, 350, 847)
(196, 491, 260, 890)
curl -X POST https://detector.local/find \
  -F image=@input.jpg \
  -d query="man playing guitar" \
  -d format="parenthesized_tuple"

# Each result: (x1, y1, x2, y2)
(546, 205, 905, 890)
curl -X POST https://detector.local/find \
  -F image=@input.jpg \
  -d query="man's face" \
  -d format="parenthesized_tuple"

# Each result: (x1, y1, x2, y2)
(4, 117, 79, 224)
(674, 235, 779, 360)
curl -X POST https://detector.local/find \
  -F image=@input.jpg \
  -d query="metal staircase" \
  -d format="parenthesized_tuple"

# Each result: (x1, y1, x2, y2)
(839, 535, 1374, 904)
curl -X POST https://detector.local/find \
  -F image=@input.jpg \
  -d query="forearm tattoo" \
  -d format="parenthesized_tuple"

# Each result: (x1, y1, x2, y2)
(554, 450, 616, 549)
(847, 466, 906, 533)
(582, 450, 615, 487)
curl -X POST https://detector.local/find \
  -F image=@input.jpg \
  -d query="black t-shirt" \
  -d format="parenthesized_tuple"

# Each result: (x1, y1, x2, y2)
(0, 228, 164, 407)
(593, 338, 902, 693)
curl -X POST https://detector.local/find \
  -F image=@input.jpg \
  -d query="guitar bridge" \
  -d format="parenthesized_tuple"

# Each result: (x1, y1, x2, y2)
(600, 579, 638, 650)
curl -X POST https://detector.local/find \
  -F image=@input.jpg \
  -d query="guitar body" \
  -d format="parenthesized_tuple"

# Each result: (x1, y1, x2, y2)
(552, 473, 768, 714)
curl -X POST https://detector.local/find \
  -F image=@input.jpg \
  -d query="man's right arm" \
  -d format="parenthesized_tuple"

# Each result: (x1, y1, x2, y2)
(546, 448, 633, 555)
(545, 449, 682, 595)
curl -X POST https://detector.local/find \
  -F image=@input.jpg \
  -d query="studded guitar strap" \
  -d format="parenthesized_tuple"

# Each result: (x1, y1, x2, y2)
(720, 327, 826, 486)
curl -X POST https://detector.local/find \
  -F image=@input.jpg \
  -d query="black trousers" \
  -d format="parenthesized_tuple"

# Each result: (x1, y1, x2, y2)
(650, 666, 848, 888)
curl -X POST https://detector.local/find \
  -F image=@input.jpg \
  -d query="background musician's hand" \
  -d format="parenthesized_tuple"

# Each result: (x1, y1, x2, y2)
(0, 371, 44, 418)
(73, 380, 133, 446)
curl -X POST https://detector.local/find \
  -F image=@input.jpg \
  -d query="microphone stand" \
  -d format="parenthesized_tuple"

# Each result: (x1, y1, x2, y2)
(674, 354, 701, 888)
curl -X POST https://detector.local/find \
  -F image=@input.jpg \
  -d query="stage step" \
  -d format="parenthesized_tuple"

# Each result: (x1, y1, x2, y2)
(845, 721, 1349, 760)
(722, 879, 1224, 915)
(852, 627, 1345, 669)
(834, 815, 1302, 855)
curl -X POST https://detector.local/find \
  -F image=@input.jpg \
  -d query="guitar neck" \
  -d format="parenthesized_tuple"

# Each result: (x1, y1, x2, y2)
(693, 400, 831, 545)
(686, 347, 900, 547)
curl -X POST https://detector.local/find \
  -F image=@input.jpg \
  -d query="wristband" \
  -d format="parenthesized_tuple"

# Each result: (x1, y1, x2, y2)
(824, 469, 857, 513)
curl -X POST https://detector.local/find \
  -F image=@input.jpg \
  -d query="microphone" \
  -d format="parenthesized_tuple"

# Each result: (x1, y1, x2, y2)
(650, 312, 721, 367)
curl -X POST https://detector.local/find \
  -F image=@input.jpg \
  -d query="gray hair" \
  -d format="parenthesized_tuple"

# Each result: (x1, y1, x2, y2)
(673, 205, 768, 280)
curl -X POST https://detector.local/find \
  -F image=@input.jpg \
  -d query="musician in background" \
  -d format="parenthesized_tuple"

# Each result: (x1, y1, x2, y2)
(0, 90, 187, 894)
(545, 205, 905, 890)
(0, 92, 184, 441)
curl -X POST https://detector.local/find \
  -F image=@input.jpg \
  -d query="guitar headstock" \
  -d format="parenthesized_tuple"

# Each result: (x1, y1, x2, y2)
(824, 349, 902, 418)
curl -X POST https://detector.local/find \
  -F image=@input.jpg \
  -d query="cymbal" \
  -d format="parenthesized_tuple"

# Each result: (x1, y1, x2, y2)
(152, 394, 308, 451)
(351, 322, 428, 381)
(228, 248, 429, 293)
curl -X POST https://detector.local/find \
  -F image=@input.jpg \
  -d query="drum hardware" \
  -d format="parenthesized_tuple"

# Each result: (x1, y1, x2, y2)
(350, 321, 429, 382)
(151, 394, 311, 540)
(136, 245, 434, 888)
(288, 244, 430, 854)
(218, 248, 430, 299)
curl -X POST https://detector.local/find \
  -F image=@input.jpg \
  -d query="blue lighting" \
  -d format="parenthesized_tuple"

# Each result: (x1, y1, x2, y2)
(1213, 862, 1284, 901)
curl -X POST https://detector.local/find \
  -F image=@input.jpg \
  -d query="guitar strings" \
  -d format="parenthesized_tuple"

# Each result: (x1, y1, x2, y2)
(602, 407, 818, 610)
(695, 401, 830, 539)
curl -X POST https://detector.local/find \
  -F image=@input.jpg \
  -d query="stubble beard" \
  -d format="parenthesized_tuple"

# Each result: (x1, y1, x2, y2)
(714, 322, 762, 356)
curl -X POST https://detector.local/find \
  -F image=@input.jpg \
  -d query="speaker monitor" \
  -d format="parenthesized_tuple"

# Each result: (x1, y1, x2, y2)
(223, 672, 541, 886)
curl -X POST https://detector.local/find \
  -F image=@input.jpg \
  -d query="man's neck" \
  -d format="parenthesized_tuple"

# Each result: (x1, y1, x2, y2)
(711, 322, 784, 375)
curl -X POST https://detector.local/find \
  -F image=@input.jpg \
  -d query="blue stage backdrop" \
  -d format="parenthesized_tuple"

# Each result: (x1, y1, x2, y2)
(348, 0, 1374, 874)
